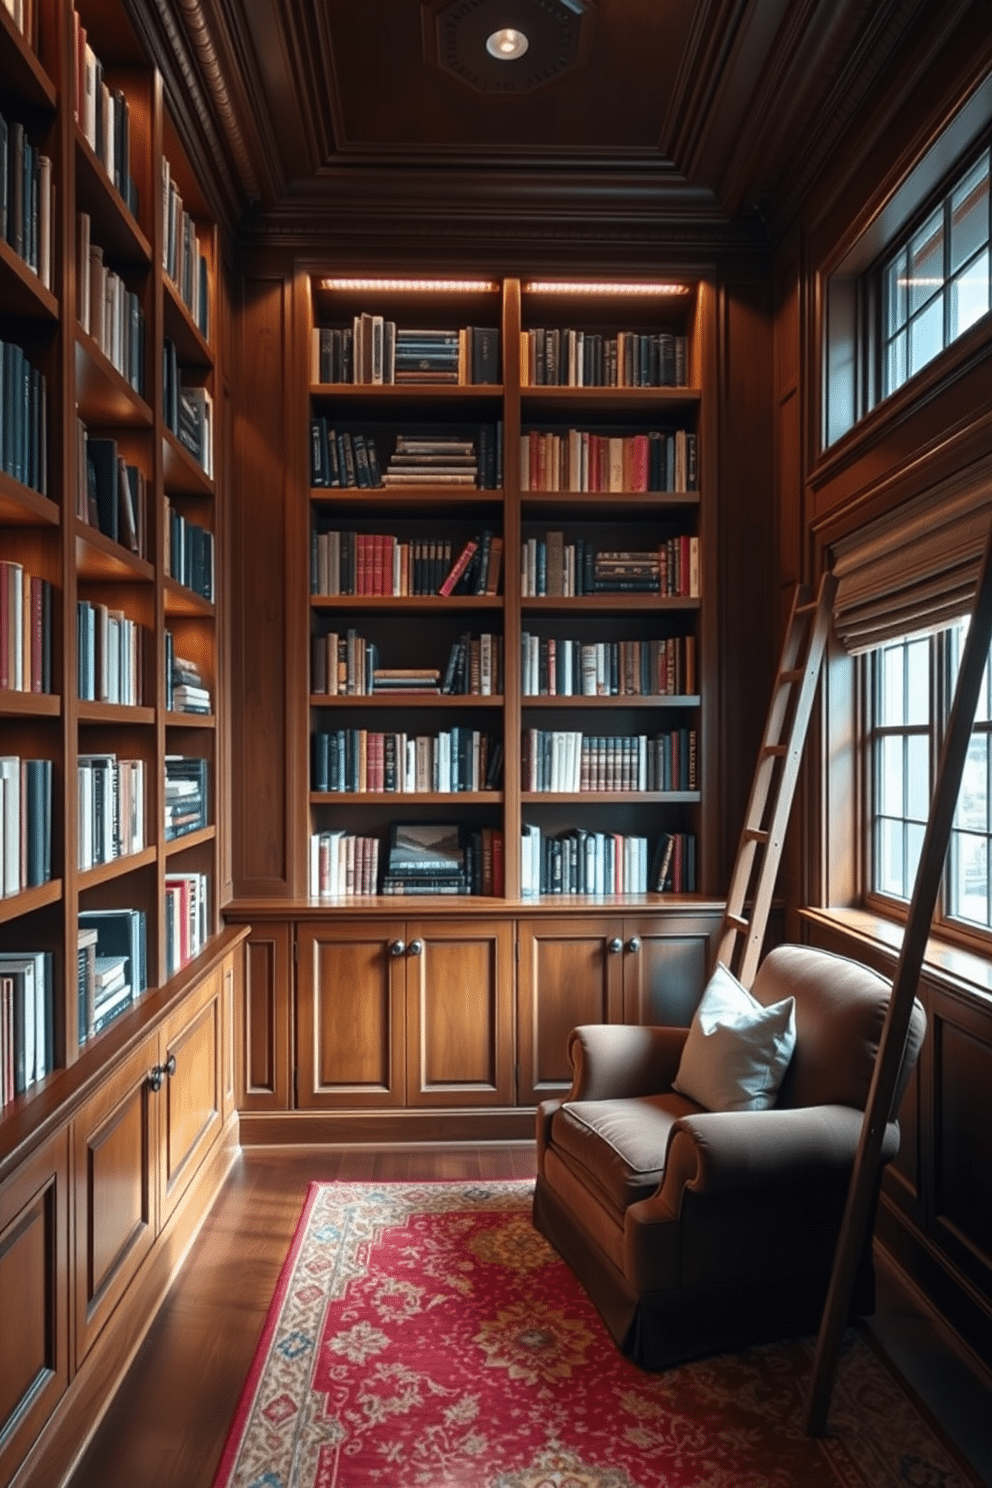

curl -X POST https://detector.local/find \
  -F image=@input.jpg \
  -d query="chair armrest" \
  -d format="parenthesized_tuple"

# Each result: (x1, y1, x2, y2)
(655, 1104, 900, 1203)
(566, 1023, 689, 1101)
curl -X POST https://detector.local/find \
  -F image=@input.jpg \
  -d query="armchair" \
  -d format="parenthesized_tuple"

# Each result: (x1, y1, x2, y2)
(533, 944, 926, 1369)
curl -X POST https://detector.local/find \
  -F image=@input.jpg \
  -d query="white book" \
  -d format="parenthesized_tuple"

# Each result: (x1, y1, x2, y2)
(0, 758, 20, 894)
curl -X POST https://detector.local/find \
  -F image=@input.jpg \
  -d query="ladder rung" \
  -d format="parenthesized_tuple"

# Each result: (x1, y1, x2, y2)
(744, 828, 770, 844)
(793, 599, 819, 617)
(725, 912, 749, 931)
(780, 668, 804, 683)
(762, 744, 788, 758)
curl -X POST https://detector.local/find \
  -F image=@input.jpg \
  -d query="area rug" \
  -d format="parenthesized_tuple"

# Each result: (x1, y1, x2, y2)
(211, 1179, 978, 1488)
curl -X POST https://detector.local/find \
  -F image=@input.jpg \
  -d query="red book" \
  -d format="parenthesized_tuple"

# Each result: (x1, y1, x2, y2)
(31, 577, 44, 693)
(438, 539, 478, 597)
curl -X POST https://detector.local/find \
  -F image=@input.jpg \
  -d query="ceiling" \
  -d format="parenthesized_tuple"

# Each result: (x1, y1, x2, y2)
(131, 0, 943, 258)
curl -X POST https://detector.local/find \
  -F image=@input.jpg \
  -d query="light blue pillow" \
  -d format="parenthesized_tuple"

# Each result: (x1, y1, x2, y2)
(673, 961, 797, 1112)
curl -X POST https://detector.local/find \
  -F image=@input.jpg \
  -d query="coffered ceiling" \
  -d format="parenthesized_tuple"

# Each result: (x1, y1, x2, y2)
(130, 0, 950, 257)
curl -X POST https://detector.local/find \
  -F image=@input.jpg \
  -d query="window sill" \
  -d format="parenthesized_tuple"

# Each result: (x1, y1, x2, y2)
(799, 906, 992, 1012)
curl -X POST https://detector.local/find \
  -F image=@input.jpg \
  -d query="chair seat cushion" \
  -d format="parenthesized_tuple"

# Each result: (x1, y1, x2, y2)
(550, 1092, 701, 1212)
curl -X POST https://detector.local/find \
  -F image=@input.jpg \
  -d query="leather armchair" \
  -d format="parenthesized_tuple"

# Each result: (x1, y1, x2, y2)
(533, 944, 926, 1369)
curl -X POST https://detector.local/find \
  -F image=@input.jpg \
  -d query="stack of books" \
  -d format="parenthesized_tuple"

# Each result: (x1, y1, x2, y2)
(311, 321, 499, 385)
(165, 632, 211, 713)
(382, 434, 478, 487)
(164, 756, 209, 839)
(77, 907, 147, 1042)
(381, 821, 468, 895)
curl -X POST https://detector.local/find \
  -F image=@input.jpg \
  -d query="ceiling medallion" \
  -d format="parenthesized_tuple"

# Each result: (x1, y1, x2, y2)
(423, 0, 595, 95)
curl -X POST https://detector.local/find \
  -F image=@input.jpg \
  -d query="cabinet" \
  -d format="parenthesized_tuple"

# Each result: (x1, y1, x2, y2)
(516, 907, 721, 1102)
(296, 917, 513, 1109)
(1, 0, 228, 1127)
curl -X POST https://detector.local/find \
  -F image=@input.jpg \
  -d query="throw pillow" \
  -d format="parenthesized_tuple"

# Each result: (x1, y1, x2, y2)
(672, 961, 797, 1112)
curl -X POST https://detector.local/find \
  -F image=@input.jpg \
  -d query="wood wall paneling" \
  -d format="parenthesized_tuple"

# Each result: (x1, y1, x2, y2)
(231, 275, 292, 893)
(934, 1009, 992, 1282)
(160, 973, 224, 1224)
(241, 925, 292, 1108)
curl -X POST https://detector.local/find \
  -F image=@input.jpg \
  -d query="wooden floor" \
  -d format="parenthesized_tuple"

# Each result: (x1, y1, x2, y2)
(63, 1143, 992, 1488)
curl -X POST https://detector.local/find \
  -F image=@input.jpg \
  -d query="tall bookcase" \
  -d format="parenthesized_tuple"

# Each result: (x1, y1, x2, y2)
(302, 272, 714, 907)
(0, 1, 227, 1135)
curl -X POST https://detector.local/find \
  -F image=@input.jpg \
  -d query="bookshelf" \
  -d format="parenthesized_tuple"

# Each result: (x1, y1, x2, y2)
(301, 272, 711, 907)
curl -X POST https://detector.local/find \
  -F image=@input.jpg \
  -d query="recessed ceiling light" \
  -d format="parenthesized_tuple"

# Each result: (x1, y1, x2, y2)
(485, 27, 529, 61)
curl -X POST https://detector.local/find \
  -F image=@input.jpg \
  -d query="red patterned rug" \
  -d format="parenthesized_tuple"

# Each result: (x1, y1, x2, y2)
(211, 1180, 977, 1488)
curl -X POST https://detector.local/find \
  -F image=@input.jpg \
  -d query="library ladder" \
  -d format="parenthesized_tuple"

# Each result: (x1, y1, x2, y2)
(712, 569, 838, 988)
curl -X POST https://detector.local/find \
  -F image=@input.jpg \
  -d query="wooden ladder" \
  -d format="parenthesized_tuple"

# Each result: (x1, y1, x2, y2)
(713, 569, 838, 988)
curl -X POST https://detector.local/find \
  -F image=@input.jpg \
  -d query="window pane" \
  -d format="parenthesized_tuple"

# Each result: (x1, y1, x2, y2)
(906, 821, 926, 892)
(881, 643, 905, 724)
(885, 329, 907, 395)
(909, 294, 945, 375)
(956, 734, 989, 830)
(949, 249, 990, 338)
(949, 830, 989, 924)
(906, 733, 930, 820)
(908, 208, 945, 316)
(877, 817, 905, 897)
(885, 250, 908, 330)
(905, 637, 930, 723)
(880, 736, 904, 815)
(949, 155, 990, 274)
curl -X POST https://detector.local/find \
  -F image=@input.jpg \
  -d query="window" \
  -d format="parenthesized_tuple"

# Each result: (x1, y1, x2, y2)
(867, 620, 992, 935)
(881, 149, 991, 399)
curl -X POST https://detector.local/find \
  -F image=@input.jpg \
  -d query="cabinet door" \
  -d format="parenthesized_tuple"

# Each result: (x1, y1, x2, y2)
(517, 918, 624, 1105)
(239, 923, 293, 1111)
(158, 967, 225, 1229)
(72, 1035, 159, 1365)
(405, 919, 514, 1107)
(0, 1129, 70, 1488)
(621, 910, 721, 1026)
(296, 921, 406, 1108)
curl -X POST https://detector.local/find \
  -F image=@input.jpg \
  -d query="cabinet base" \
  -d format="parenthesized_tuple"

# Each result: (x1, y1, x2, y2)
(239, 1107, 537, 1147)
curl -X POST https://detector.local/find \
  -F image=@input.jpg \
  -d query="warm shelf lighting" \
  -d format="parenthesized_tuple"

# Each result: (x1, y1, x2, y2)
(524, 280, 691, 296)
(486, 27, 530, 60)
(319, 277, 499, 293)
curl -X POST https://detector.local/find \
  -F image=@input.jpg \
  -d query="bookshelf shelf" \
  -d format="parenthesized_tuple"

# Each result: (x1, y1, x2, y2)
(521, 791, 701, 805)
(310, 791, 503, 805)
(0, 692, 62, 718)
(311, 595, 504, 614)
(163, 577, 214, 617)
(0, 239, 60, 319)
(162, 429, 214, 494)
(165, 710, 217, 729)
(311, 693, 504, 709)
(521, 694, 700, 709)
(77, 846, 158, 889)
(164, 825, 216, 856)
(311, 383, 504, 404)
(74, 335, 154, 425)
(163, 277, 212, 367)
(521, 596, 702, 614)
(0, 880, 63, 924)
(0, 479, 60, 526)
(75, 526, 155, 580)
(0, 8, 57, 106)
(73, 133, 153, 264)
(77, 701, 156, 725)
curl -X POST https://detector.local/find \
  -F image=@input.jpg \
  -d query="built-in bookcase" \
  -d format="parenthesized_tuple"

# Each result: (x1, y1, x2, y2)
(0, 0, 225, 1115)
(302, 272, 713, 905)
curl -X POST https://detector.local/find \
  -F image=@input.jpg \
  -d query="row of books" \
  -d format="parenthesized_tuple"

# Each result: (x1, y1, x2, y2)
(309, 831, 379, 897)
(77, 213, 145, 395)
(521, 827, 696, 896)
(521, 633, 696, 698)
(520, 329, 689, 388)
(76, 427, 146, 554)
(521, 534, 700, 597)
(311, 320, 500, 386)
(77, 601, 144, 705)
(165, 631, 211, 714)
(310, 629, 503, 697)
(162, 157, 210, 339)
(520, 428, 697, 493)
(163, 338, 213, 475)
(1, 338, 47, 494)
(73, 14, 139, 215)
(0, 110, 53, 288)
(1, 948, 52, 1103)
(77, 907, 147, 1045)
(381, 823, 503, 896)
(310, 530, 504, 598)
(164, 755, 208, 839)
(0, 756, 51, 896)
(164, 871, 209, 977)
(0, 560, 52, 694)
(77, 754, 144, 869)
(521, 728, 698, 794)
(165, 500, 215, 601)
(311, 728, 502, 795)
(309, 424, 502, 492)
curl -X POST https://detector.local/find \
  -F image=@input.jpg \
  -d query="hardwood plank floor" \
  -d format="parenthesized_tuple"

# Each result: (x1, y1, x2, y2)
(63, 1144, 992, 1488)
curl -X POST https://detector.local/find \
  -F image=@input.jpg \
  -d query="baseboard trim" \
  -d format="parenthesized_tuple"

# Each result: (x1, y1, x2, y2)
(239, 1107, 537, 1147)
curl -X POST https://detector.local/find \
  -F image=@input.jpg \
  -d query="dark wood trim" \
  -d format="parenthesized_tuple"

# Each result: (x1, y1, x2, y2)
(238, 1108, 536, 1147)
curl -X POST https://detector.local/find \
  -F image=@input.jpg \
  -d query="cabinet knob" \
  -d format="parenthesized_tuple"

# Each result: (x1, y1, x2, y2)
(164, 1053, 177, 1078)
(627, 937, 641, 954)
(608, 937, 622, 954)
(148, 1066, 164, 1093)
(408, 939, 424, 956)
(390, 940, 406, 957)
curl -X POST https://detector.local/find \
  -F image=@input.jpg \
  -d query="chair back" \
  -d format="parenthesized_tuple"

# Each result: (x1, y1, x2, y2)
(751, 944, 925, 1114)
